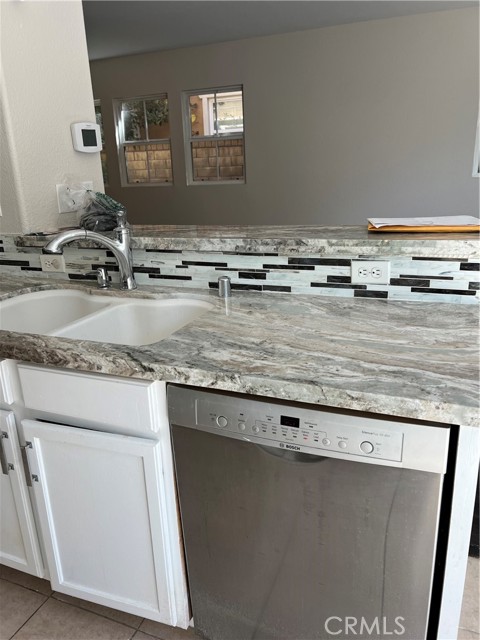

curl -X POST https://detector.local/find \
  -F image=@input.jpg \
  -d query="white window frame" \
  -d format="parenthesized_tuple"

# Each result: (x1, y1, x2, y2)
(182, 85, 245, 186)
(473, 109, 480, 178)
(114, 94, 173, 188)
(94, 99, 103, 138)
(94, 99, 108, 187)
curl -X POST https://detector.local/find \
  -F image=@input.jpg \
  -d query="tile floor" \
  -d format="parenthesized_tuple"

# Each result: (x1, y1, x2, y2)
(0, 559, 478, 640)
(0, 565, 195, 640)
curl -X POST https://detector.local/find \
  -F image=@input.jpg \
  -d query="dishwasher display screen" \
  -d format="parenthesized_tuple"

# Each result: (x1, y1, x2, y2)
(280, 415, 300, 428)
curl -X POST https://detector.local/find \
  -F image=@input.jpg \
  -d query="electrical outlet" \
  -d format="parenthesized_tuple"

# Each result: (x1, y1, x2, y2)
(351, 260, 390, 285)
(56, 181, 93, 214)
(40, 254, 66, 273)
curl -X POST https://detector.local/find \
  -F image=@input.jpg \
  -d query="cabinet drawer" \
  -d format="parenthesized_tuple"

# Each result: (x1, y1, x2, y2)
(17, 364, 165, 434)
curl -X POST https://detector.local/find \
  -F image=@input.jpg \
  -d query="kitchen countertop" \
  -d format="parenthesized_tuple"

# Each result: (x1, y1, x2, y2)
(11, 225, 480, 257)
(0, 275, 478, 427)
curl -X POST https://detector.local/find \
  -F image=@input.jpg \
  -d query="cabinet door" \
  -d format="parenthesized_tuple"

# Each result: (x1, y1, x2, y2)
(22, 419, 189, 627)
(0, 411, 44, 576)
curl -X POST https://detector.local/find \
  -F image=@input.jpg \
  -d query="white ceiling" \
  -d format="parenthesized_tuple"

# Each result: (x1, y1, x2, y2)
(82, 0, 476, 61)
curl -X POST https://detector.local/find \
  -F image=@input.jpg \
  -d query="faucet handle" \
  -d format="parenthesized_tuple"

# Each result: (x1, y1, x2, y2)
(116, 209, 128, 228)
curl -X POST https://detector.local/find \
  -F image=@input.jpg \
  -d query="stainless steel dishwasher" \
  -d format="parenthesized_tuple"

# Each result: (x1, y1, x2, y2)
(168, 385, 451, 640)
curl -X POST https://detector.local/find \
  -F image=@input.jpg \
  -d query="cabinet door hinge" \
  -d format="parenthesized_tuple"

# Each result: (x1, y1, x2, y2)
(20, 441, 36, 486)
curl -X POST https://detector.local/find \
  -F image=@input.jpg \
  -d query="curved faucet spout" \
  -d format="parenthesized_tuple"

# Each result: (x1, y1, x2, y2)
(43, 228, 89, 254)
(43, 222, 137, 290)
(44, 229, 125, 256)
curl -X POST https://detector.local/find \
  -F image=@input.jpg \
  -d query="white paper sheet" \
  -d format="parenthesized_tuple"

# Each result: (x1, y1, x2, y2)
(368, 216, 480, 228)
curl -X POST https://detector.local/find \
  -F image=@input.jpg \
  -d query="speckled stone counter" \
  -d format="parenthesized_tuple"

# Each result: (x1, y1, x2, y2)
(0, 275, 478, 427)
(13, 225, 480, 257)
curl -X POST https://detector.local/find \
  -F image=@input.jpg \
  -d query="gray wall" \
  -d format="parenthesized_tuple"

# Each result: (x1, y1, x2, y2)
(91, 8, 479, 226)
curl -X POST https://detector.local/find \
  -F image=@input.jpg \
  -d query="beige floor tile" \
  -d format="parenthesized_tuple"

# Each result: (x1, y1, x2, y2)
(52, 591, 143, 629)
(138, 620, 196, 640)
(12, 598, 135, 640)
(132, 633, 160, 640)
(460, 556, 480, 634)
(0, 566, 52, 597)
(0, 579, 47, 640)
(457, 629, 480, 640)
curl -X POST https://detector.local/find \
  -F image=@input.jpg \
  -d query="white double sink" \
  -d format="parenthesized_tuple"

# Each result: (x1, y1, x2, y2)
(0, 289, 213, 346)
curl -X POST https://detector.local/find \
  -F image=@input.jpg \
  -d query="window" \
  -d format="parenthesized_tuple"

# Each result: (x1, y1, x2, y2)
(94, 100, 108, 186)
(183, 86, 245, 184)
(115, 95, 172, 186)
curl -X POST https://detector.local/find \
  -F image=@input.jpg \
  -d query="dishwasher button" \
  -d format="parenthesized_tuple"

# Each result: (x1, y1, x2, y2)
(360, 441, 374, 454)
(322, 438, 331, 446)
(216, 416, 228, 428)
(338, 441, 347, 449)
(252, 425, 260, 434)
(238, 422, 246, 431)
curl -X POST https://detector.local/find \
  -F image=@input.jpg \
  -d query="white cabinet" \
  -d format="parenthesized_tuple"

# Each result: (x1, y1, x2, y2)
(0, 361, 190, 629)
(0, 410, 44, 576)
(22, 419, 189, 626)
(16, 363, 165, 435)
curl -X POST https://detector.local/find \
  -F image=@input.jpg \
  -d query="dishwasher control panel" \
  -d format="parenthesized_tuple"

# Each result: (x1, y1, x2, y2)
(195, 396, 404, 462)
(168, 386, 451, 473)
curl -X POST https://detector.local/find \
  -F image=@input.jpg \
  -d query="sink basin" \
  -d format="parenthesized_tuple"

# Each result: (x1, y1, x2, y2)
(52, 298, 213, 346)
(0, 290, 111, 333)
(0, 289, 213, 346)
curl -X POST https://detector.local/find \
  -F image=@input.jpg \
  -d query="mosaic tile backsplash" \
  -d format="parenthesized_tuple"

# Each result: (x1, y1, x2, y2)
(0, 235, 478, 304)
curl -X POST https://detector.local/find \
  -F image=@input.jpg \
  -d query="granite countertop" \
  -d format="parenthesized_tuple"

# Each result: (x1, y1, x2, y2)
(11, 225, 480, 257)
(0, 275, 478, 427)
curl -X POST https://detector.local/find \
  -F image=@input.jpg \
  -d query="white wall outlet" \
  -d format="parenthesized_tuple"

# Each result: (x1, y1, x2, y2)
(40, 254, 66, 273)
(351, 260, 391, 285)
(56, 181, 93, 214)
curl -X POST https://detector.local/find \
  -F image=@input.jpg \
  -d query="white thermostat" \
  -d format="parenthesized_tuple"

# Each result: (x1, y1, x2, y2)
(71, 122, 102, 153)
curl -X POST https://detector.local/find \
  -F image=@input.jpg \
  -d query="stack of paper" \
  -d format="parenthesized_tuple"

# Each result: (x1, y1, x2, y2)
(367, 216, 480, 232)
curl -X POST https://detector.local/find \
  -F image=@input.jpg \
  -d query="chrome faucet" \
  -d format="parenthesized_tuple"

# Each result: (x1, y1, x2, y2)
(43, 210, 137, 290)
